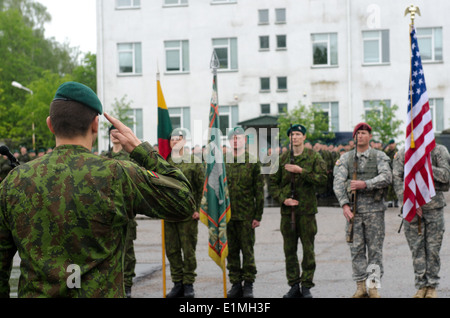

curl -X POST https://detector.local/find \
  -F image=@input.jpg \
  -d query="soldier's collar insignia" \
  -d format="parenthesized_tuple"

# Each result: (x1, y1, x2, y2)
(147, 170, 159, 178)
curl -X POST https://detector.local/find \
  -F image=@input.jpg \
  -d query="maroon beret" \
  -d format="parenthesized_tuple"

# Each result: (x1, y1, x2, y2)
(353, 122, 372, 138)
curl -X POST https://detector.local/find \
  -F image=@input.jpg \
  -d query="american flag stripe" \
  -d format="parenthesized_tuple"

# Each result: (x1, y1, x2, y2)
(402, 26, 436, 222)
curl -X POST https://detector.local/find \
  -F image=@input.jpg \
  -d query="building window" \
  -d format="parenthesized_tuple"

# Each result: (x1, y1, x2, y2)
(164, 0, 188, 5)
(258, 9, 269, 24)
(278, 103, 288, 114)
(311, 33, 338, 66)
(312, 102, 339, 131)
(126, 108, 143, 139)
(168, 107, 191, 131)
(165, 40, 189, 72)
(260, 77, 270, 91)
(275, 8, 286, 24)
(363, 99, 390, 118)
(276, 35, 287, 50)
(116, 0, 140, 8)
(277, 77, 287, 91)
(259, 36, 270, 50)
(429, 98, 444, 132)
(261, 104, 271, 114)
(212, 38, 238, 71)
(118, 43, 142, 74)
(416, 27, 443, 62)
(363, 30, 389, 64)
(218, 105, 239, 137)
(211, 0, 237, 4)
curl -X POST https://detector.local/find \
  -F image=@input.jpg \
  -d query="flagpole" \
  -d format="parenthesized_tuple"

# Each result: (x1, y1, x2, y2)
(404, 5, 423, 234)
(405, 5, 421, 149)
(157, 67, 168, 297)
(210, 50, 228, 298)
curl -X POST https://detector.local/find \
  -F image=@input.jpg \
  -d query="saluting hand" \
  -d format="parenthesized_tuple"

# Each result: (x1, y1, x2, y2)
(104, 113, 142, 153)
(285, 164, 303, 174)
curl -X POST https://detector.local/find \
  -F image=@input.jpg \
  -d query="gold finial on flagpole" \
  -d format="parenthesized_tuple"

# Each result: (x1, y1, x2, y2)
(405, 5, 421, 149)
(404, 5, 421, 25)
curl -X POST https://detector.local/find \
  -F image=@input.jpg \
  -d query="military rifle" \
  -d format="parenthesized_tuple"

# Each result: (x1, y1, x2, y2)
(346, 138, 358, 243)
(289, 124, 296, 231)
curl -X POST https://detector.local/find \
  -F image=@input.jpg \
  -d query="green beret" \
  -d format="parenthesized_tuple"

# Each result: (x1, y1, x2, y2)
(227, 127, 245, 139)
(287, 124, 306, 136)
(53, 81, 103, 114)
(388, 139, 395, 145)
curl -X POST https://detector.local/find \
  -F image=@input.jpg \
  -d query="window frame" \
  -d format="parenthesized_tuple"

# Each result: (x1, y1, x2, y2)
(416, 27, 443, 62)
(117, 42, 142, 75)
(362, 29, 390, 65)
(311, 33, 338, 67)
(164, 40, 190, 73)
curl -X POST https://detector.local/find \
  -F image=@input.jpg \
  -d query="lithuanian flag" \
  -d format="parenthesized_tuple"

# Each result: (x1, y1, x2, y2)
(157, 73, 172, 159)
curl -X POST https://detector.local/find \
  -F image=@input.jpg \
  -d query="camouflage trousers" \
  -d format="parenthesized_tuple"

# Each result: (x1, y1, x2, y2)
(226, 219, 257, 284)
(280, 213, 317, 288)
(403, 208, 445, 289)
(164, 219, 198, 284)
(124, 219, 137, 287)
(347, 212, 385, 282)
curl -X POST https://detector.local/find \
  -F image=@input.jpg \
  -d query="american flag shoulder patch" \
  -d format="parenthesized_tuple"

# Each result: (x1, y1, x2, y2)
(147, 170, 159, 178)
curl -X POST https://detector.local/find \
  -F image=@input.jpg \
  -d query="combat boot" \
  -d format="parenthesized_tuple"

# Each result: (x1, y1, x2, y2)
(166, 282, 184, 298)
(368, 287, 380, 298)
(413, 287, 427, 298)
(301, 286, 313, 298)
(183, 284, 195, 298)
(283, 283, 302, 298)
(352, 280, 368, 298)
(425, 287, 437, 298)
(242, 281, 254, 298)
(227, 283, 243, 298)
(125, 285, 132, 298)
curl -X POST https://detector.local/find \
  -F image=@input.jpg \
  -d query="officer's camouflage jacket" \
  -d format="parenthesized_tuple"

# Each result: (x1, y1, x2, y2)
(225, 151, 264, 222)
(0, 142, 195, 298)
(269, 148, 327, 215)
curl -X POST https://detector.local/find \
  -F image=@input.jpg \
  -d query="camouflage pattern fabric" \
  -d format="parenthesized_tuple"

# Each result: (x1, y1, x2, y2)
(393, 145, 450, 289)
(225, 151, 264, 284)
(0, 142, 195, 298)
(384, 146, 398, 202)
(105, 149, 138, 288)
(165, 153, 204, 285)
(269, 148, 326, 287)
(333, 147, 392, 282)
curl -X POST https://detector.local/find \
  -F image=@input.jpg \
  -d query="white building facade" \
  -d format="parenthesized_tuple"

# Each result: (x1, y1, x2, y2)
(96, 0, 450, 153)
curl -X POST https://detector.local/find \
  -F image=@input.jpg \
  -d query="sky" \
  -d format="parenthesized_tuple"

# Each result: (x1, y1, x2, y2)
(37, 0, 97, 54)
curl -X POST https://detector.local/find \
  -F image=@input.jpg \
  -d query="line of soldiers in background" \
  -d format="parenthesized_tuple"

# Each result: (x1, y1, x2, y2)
(0, 146, 54, 181)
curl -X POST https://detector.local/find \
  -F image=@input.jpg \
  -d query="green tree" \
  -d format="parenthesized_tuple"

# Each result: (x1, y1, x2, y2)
(362, 101, 403, 146)
(277, 103, 335, 146)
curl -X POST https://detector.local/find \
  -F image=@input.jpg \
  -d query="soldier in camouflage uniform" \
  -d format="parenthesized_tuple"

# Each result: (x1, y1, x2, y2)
(333, 123, 392, 298)
(269, 124, 327, 298)
(0, 81, 195, 298)
(225, 127, 264, 298)
(393, 144, 450, 298)
(105, 125, 138, 298)
(164, 128, 204, 298)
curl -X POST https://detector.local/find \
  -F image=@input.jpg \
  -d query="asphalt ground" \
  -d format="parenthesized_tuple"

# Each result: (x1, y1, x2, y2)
(130, 193, 450, 300)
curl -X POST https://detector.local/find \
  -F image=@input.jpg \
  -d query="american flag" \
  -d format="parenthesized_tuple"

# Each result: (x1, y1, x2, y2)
(403, 26, 436, 222)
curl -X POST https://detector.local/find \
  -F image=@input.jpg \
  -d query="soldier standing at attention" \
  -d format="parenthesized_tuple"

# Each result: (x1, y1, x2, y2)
(0, 81, 195, 298)
(164, 128, 204, 298)
(393, 144, 450, 298)
(225, 127, 264, 298)
(269, 124, 327, 298)
(333, 123, 392, 298)
(105, 125, 138, 298)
